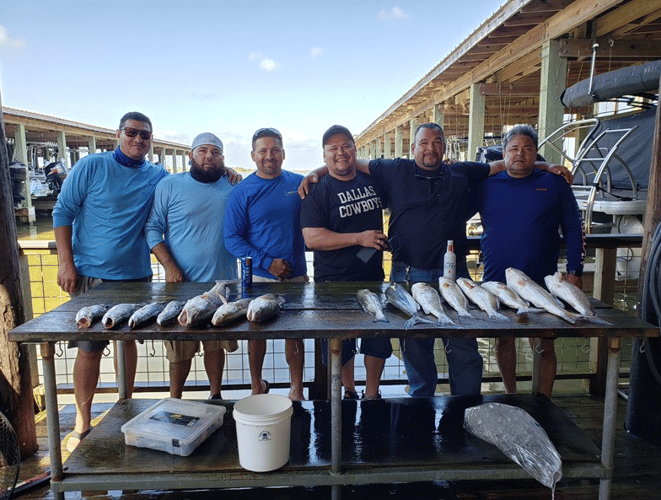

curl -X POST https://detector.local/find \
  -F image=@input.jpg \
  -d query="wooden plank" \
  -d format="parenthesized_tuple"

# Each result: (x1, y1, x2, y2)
(595, 0, 661, 36)
(559, 38, 661, 58)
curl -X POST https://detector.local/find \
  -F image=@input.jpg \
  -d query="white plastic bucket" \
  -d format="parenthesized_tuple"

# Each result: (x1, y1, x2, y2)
(233, 394, 294, 472)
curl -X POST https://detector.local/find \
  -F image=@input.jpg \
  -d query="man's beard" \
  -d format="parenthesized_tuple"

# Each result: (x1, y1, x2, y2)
(190, 159, 224, 183)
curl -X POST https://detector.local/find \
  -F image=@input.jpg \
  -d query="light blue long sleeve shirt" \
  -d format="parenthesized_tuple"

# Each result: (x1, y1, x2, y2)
(145, 172, 238, 282)
(52, 151, 168, 280)
(224, 170, 307, 279)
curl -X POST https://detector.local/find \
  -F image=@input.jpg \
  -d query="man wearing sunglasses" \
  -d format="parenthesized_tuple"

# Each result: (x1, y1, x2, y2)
(53, 111, 168, 451)
(145, 132, 241, 401)
(224, 127, 307, 401)
(299, 122, 570, 399)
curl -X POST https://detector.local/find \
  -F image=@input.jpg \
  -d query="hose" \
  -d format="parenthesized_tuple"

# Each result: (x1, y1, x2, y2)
(640, 220, 661, 385)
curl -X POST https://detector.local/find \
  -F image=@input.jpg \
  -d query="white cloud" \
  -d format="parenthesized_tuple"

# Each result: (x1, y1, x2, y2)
(0, 25, 26, 49)
(248, 52, 282, 72)
(259, 58, 281, 72)
(377, 6, 410, 21)
(310, 47, 323, 58)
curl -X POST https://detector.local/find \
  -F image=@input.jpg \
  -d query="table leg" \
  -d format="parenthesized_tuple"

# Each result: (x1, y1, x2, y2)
(532, 338, 541, 394)
(598, 337, 621, 500)
(116, 340, 127, 400)
(40, 342, 64, 500)
(330, 337, 343, 475)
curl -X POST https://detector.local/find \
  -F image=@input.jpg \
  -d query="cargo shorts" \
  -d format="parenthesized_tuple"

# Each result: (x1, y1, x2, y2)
(164, 340, 240, 363)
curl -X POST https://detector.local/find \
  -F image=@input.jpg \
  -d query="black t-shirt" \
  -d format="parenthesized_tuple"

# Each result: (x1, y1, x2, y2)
(301, 172, 385, 281)
(369, 158, 490, 269)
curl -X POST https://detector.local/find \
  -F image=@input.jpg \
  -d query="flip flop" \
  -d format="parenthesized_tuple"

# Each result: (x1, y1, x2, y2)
(65, 427, 92, 453)
(263, 379, 271, 394)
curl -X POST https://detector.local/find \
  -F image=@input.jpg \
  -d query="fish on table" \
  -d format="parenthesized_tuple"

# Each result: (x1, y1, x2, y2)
(128, 302, 168, 329)
(385, 282, 438, 329)
(75, 304, 109, 328)
(357, 289, 389, 323)
(481, 281, 543, 315)
(544, 272, 612, 325)
(212, 298, 252, 326)
(438, 277, 473, 318)
(247, 294, 285, 322)
(178, 281, 232, 326)
(411, 282, 454, 325)
(505, 268, 579, 324)
(456, 278, 509, 321)
(102, 303, 144, 329)
(156, 300, 186, 326)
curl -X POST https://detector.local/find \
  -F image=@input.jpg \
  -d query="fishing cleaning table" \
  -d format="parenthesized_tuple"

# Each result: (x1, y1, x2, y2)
(10, 281, 658, 500)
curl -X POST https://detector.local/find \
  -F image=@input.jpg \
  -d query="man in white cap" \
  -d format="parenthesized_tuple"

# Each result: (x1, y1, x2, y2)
(145, 132, 241, 400)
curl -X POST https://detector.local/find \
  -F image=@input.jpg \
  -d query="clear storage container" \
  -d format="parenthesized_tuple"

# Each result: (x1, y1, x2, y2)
(121, 398, 226, 456)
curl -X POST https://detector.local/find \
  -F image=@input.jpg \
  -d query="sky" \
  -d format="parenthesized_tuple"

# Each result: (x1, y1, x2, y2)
(1, 0, 504, 172)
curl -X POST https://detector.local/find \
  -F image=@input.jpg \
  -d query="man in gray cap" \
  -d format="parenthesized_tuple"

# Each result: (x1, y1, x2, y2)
(145, 132, 241, 399)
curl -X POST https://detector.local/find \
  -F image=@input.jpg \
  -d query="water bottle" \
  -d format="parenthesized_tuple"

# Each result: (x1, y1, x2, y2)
(443, 240, 456, 280)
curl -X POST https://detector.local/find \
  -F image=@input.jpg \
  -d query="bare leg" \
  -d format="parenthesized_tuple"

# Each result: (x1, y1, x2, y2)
(495, 337, 518, 394)
(364, 355, 385, 399)
(286, 339, 305, 401)
(529, 338, 556, 398)
(249, 339, 268, 395)
(168, 359, 192, 398)
(70, 348, 103, 449)
(204, 349, 225, 398)
(342, 358, 356, 395)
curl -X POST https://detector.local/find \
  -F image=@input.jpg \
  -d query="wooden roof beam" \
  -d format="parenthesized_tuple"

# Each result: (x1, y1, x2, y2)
(479, 83, 541, 96)
(559, 38, 661, 58)
(595, 0, 661, 37)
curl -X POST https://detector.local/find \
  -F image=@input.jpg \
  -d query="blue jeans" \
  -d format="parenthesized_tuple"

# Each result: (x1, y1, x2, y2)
(391, 261, 483, 397)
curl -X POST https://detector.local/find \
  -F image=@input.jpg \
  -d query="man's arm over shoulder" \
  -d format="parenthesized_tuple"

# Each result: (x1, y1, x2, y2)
(302, 227, 388, 251)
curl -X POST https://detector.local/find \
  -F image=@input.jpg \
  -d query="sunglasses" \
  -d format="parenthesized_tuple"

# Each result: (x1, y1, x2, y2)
(252, 127, 282, 142)
(121, 127, 152, 141)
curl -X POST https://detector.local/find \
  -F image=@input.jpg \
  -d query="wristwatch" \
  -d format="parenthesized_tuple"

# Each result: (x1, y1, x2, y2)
(567, 268, 583, 278)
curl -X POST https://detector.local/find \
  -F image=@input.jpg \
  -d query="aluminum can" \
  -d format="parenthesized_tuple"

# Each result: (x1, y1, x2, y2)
(241, 257, 252, 288)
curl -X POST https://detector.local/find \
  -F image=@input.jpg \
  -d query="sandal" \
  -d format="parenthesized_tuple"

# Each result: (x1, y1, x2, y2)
(344, 389, 360, 400)
(263, 379, 271, 394)
(65, 427, 92, 453)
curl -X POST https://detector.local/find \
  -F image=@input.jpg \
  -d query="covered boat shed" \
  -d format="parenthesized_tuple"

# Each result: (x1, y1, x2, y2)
(354, 0, 661, 164)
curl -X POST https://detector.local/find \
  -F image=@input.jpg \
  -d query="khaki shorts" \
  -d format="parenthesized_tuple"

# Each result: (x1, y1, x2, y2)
(252, 275, 309, 283)
(164, 340, 239, 363)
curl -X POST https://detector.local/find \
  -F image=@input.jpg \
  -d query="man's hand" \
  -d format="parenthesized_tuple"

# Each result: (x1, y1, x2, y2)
(268, 258, 293, 281)
(57, 260, 78, 294)
(164, 263, 184, 283)
(225, 167, 243, 185)
(356, 230, 389, 250)
(564, 273, 582, 289)
(548, 164, 573, 184)
(297, 173, 319, 199)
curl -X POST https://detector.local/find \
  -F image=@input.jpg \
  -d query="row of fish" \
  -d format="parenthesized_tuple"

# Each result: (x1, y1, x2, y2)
(357, 268, 605, 328)
(74, 281, 285, 330)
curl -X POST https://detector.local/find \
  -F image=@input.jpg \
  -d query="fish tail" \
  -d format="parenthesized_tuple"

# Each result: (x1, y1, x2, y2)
(437, 315, 455, 326)
(516, 307, 546, 315)
(405, 315, 439, 329)
(488, 311, 510, 321)
(372, 314, 390, 323)
(584, 316, 613, 326)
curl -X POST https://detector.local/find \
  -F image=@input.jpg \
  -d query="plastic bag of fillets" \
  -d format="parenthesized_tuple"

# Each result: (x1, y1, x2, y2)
(464, 402, 562, 488)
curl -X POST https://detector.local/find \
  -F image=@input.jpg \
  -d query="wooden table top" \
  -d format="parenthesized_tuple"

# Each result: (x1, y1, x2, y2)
(9, 281, 658, 343)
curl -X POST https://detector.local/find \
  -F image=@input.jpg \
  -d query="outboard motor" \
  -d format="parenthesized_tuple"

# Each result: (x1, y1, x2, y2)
(44, 161, 67, 196)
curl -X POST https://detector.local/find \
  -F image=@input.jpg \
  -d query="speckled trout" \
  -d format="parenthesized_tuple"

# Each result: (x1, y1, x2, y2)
(411, 283, 454, 325)
(128, 302, 168, 329)
(456, 278, 508, 321)
(438, 277, 473, 318)
(357, 289, 389, 323)
(75, 304, 109, 328)
(385, 282, 438, 329)
(102, 303, 144, 329)
(156, 300, 186, 326)
(212, 298, 252, 326)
